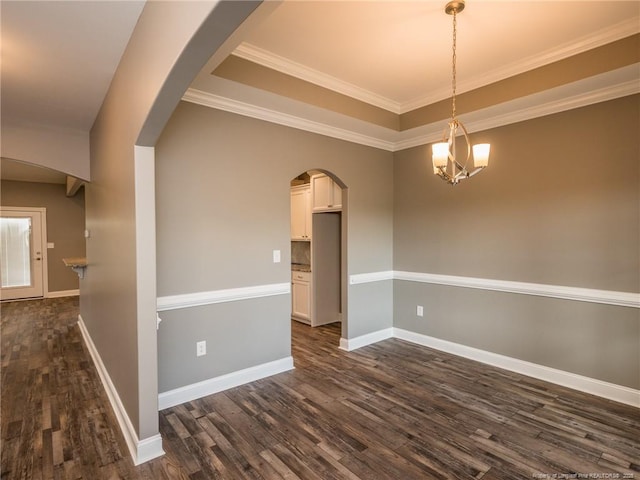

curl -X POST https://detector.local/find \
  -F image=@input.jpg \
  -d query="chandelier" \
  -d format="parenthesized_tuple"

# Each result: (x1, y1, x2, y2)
(432, 0, 490, 185)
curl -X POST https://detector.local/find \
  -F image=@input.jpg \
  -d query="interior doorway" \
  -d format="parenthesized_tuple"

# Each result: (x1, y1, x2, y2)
(289, 170, 347, 345)
(0, 207, 47, 301)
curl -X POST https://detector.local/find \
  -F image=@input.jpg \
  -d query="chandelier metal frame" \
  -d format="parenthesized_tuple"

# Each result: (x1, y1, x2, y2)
(432, 0, 490, 185)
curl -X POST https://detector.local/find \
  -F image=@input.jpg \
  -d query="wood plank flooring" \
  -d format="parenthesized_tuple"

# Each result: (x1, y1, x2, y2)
(2, 297, 639, 479)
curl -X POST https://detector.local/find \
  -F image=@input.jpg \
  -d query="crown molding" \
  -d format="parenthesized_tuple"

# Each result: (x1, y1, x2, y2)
(394, 73, 640, 151)
(401, 18, 640, 112)
(182, 88, 397, 151)
(183, 64, 639, 153)
(460, 79, 640, 137)
(235, 20, 638, 115)
(233, 43, 403, 114)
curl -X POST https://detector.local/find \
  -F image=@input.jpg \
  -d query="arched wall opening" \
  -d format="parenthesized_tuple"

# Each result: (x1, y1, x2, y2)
(150, 96, 395, 462)
(83, 0, 269, 464)
(290, 169, 348, 342)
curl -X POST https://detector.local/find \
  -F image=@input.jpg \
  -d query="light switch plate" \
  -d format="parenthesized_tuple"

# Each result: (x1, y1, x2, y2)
(47, 242, 55, 249)
(273, 249, 281, 263)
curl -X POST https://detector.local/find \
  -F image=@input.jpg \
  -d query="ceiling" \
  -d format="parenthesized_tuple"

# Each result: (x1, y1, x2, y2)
(233, 1, 639, 113)
(1, 0, 145, 133)
(190, 0, 639, 150)
(0, 158, 66, 184)
(1, 0, 638, 170)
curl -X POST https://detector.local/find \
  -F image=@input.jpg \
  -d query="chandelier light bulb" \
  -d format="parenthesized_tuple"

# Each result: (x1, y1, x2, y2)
(432, 143, 450, 167)
(472, 144, 490, 168)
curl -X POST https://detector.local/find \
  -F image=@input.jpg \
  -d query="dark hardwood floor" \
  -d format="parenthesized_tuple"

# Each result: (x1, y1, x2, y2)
(1, 297, 638, 479)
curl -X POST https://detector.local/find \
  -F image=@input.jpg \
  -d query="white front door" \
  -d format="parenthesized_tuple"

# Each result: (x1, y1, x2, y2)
(0, 208, 46, 301)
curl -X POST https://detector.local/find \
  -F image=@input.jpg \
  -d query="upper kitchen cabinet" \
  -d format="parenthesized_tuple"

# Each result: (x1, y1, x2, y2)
(291, 184, 311, 240)
(311, 173, 342, 212)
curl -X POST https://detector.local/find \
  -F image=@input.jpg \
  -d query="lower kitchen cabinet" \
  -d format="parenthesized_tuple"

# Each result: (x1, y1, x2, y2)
(291, 270, 311, 324)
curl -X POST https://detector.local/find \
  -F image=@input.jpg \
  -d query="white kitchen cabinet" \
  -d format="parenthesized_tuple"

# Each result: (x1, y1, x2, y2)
(311, 174, 342, 212)
(291, 270, 311, 324)
(290, 185, 311, 240)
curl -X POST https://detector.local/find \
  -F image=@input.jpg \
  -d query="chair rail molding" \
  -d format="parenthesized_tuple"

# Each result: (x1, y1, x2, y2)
(393, 271, 640, 309)
(157, 282, 290, 312)
(348, 270, 639, 309)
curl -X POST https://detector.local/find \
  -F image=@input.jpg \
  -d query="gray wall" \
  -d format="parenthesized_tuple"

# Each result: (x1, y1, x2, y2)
(158, 296, 291, 392)
(393, 96, 640, 389)
(1, 180, 85, 293)
(155, 101, 394, 392)
(156, 97, 638, 393)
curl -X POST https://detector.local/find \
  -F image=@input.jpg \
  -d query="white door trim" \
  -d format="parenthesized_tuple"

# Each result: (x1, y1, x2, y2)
(0, 206, 48, 300)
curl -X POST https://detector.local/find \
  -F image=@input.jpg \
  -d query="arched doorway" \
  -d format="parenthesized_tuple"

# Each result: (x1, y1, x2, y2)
(289, 169, 348, 344)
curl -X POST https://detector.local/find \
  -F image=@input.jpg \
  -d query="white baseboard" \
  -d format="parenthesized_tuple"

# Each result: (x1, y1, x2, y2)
(393, 328, 640, 408)
(135, 434, 164, 465)
(337, 326, 639, 407)
(77, 315, 165, 465)
(47, 289, 79, 298)
(158, 356, 295, 410)
(339, 328, 394, 352)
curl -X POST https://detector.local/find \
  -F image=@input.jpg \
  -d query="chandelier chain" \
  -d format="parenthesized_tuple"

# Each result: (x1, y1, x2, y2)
(451, 9, 457, 121)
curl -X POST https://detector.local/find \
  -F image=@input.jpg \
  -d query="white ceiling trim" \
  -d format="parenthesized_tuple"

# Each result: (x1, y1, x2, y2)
(402, 17, 640, 112)
(183, 88, 397, 151)
(183, 64, 639, 153)
(234, 19, 638, 115)
(395, 74, 640, 151)
(233, 43, 403, 113)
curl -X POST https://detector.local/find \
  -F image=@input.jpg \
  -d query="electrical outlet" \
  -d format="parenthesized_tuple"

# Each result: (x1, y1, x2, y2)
(417, 305, 424, 317)
(273, 249, 281, 263)
(196, 340, 207, 357)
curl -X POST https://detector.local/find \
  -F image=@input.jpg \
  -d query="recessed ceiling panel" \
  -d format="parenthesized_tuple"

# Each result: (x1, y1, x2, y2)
(240, 1, 639, 109)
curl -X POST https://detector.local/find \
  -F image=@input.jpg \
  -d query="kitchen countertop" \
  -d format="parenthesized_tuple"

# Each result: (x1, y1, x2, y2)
(63, 257, 87, 267)
(291, 263, 311, 272)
